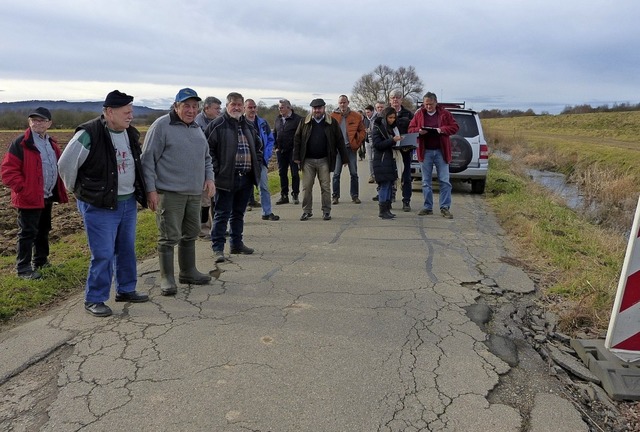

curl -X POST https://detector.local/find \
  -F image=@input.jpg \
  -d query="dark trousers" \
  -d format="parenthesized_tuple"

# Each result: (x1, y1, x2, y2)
(211, 173, 253, 252)
(276, 150, 300, 197)
(16, 201, 53, 274)
(400, 150, 413, 203)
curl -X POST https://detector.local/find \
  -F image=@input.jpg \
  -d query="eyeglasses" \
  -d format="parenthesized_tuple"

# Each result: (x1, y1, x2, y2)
(29, 118, 50, 123)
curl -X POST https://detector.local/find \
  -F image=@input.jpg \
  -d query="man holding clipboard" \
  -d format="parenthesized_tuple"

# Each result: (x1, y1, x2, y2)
(408, 92, 459, 219)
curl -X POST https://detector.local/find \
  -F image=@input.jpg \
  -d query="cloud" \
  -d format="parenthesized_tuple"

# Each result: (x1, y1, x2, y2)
(1, 0, 639, 113)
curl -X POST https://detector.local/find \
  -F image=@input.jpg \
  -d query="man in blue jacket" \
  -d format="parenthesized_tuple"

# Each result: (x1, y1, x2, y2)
(244, 99, 279, 221)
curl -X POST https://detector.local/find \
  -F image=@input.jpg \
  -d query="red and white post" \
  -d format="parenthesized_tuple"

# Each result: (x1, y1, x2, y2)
(605, 195, 640, 363)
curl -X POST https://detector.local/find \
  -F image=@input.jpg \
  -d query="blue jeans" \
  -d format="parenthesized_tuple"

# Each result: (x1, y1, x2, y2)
(259, 164, 273, 216)
(77, 196, 138, 303)
(211, 172, 253, 251)
(276, 150, 299, 196)
(332, 148, 359, 199)
(378, 181, 393, 202)
(421, 149, 451, 210)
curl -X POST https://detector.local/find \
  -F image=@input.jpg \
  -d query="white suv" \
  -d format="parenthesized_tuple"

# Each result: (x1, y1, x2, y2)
(410, 103, 489, 194)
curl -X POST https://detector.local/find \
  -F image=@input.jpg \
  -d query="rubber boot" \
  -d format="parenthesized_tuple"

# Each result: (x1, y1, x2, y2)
(178, 242, 211, 285)
(158, 246, 177, 296)
(384, 202, 396, 218)
(379, 203, 394, 219)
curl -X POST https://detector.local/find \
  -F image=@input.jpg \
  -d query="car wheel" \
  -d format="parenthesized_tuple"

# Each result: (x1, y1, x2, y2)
(449, 135, 473, 174)
(471, 179, 486, 194)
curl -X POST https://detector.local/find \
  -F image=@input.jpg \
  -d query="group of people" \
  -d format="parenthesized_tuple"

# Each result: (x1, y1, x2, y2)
(0, 88, 458, 317)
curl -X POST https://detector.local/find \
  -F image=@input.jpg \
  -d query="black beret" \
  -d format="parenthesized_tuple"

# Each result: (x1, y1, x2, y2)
(103, 90, 134, 108)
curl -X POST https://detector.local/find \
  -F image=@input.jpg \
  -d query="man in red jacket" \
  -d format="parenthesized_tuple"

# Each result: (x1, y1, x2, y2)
(1, 108, 68, 279)
(408, 92, 459, 218)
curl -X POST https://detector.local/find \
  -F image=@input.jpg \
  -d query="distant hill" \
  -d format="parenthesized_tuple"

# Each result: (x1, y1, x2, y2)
(0, 100, 165, 116)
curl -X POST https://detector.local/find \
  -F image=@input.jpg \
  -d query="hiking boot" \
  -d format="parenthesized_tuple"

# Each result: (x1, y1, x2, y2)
(262, 213, 280, 221)
(230, 243, 254, 254)
(300, 212, 312, 221)
(275, 195, 289, 205)
(292, 193, 300, 205)
(441, 208, 453, 219)
(332, 197, 339, 205)
(418, 208, 433, 216)
(18, 270, 43, 280)
(352, 196, 361, 204)
(214, 250, 226, 263)
(402, 202, 411, 212)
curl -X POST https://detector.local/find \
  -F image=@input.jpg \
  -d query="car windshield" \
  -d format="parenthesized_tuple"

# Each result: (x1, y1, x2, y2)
(452, 113, 479, 138)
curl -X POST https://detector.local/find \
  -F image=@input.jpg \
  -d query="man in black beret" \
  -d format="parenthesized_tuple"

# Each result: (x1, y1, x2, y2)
(58, 90, 149, 317)
(1, 108, 69, 279)
(293, 98, 348, 221)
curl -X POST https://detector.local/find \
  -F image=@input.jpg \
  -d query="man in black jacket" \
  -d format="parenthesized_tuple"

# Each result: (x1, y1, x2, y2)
(206, 92, 263, 263)
(293, 98, 348, 221)
(273, 99, 303, 205)
(58, 90, 149, 317)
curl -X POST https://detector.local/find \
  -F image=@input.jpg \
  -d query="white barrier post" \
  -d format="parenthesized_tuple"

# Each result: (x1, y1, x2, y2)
(605, 195, 640, 363)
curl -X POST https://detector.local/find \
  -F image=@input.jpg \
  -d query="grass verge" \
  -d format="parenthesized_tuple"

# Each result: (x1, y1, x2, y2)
(486, 148, 627, 333)
(0, 172, 284, 323)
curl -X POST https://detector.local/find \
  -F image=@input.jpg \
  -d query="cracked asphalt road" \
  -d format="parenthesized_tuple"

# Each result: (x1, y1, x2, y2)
(0, 171, 588, 431)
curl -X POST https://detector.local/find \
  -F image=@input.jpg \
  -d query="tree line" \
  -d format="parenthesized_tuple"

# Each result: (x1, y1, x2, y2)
(0, 109, 168, 130)
(478, 102, 640, 119)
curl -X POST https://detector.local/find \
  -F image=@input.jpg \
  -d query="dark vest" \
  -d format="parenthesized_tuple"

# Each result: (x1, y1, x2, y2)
(74, 116, 147, 209)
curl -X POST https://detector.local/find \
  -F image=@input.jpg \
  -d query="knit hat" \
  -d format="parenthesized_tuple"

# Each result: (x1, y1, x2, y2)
(103, 90, 134, 108)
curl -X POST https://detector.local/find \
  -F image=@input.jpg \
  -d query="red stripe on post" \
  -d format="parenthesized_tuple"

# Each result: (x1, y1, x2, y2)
(620, 271, 640, 312)
(613, 331, 640, 351)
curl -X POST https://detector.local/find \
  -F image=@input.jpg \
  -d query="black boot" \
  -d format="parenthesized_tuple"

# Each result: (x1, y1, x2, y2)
(379, 203, 394, 219)
(384, 202, 396, 218)
(275, 194, 289, 205)
(177, 242, 211, 285)
(158, 245, 177, 296)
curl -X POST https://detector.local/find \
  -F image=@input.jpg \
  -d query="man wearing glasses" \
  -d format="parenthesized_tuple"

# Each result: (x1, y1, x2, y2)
(273, 99, 303, 205)
(1, 108, 68, 280)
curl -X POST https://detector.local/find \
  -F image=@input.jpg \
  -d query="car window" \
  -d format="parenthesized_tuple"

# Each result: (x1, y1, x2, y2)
(452, 112, 479, 138)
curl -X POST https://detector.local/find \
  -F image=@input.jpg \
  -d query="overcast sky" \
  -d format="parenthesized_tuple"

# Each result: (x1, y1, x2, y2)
(1, 0, 638, 114)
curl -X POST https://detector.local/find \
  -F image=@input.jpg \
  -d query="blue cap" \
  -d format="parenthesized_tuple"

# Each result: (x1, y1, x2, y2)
(175, 88, 202, 103)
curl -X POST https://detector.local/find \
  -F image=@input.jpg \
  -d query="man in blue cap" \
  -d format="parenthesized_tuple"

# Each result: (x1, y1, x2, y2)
(142, 88, 215, 296)
(1, 107, 68, 279)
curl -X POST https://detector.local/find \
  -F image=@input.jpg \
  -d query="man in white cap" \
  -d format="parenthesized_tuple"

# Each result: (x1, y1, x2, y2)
(1, 107, 68, 279)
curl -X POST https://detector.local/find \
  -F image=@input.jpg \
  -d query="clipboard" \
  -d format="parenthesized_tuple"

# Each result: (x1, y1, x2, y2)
(396, 132, 418, 149)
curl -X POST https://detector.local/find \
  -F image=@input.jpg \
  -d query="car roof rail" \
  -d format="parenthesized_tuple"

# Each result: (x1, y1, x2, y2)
(439, 102, 466, 109)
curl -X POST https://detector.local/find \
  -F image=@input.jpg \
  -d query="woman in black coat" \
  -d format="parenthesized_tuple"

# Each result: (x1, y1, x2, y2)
(371, 107, 402, 219)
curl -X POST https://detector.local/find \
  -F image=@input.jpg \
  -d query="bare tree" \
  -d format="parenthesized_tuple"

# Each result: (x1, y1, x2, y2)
(350, 64, 424, 109)
(394, 66, 424, 102)
(350, 72, 381, 108)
